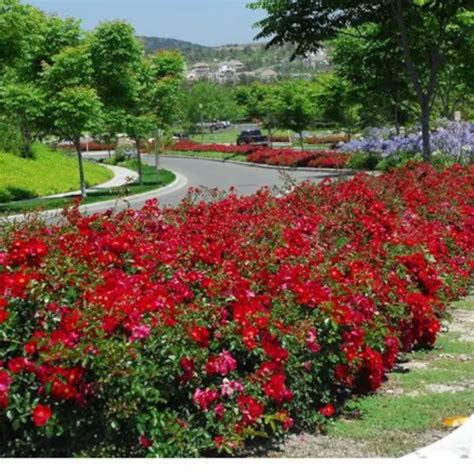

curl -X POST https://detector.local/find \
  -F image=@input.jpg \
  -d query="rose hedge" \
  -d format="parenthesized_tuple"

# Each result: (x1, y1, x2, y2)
(246, 149, 350, 168)
(167, 141, 351, 169)
(0, 163, 473, 457)
(272, 134, 349, 145)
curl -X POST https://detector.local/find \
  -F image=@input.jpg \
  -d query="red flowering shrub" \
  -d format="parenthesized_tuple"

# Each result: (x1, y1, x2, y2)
(272, 134, 349, 145)
(167, 141, 350, 169)
(0, 163, 473, 457)
(168, 140, 261, 156)
(247, 148, 350, 168)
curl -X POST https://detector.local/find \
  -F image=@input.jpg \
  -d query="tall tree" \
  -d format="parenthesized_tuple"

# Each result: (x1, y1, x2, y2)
(51, 87, 103, 198)
(274, 81, 315, 149)
(249, 0, 472, 161)
(330, 24, 415, 133)
(43, 45, 101, 198)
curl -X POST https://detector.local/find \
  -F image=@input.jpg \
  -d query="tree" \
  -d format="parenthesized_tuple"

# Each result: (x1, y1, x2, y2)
(249, 0, 472, 161)
(0, 83, 46, 157)
(183, 81, 243, 131)
(148, 50, 185, 167)
(90, 21, 152, 182)
(330, 24, 415, 133)
(0, 0, 43, 74)
(89, 21, 144, 109)
(274, 81, 315, 149)
(51, 87, 103, 198)
(435, 10, 474, 119)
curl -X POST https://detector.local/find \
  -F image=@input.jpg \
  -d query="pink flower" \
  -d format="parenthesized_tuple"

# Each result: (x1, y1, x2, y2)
(193, 387, 219, 411)
(130, 324, 151, 342)
(220, 379, 244, 397)
(205, 350, 237, 376)
(306, 329, 321, 353)
(214, 402, 225, 419)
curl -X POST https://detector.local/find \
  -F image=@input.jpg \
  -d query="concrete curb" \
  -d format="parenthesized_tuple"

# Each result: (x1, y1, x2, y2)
(403, 415, 474, 458)
(1, 171, 187, 224)
(160, 153, 357, 175)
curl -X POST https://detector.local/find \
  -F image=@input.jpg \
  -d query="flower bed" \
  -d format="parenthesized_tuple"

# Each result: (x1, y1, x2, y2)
(168, 140, 260, 156)
(1, 164, 473, 457)
(342, 121, 474, 160)
(247, 148, 350, 168)
(168, 141, 351, 169)
(272, 134, 349, 145)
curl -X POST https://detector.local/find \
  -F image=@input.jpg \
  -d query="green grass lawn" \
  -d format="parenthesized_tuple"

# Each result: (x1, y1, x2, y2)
(0, 144, 113, 203)
(0, 160, 175, 216)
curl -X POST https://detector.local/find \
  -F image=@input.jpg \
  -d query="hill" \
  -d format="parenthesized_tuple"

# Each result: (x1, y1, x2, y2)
(141, 37, 330, 75)
(140, 36, 209, 53)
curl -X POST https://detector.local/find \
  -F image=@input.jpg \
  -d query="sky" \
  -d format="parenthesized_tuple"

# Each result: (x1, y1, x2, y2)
(26, 0, 266, 46)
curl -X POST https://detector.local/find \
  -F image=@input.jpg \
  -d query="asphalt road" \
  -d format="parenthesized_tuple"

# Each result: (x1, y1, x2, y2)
(3, 155, 349, 223)
(141, 155, 345, 208)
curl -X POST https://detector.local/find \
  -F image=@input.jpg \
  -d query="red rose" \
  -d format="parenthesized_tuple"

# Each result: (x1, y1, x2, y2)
(188, 326, 210, 348)
(32, 404, 52, 427)
(319, 403, 335, 417)
(139, 435, 153, 449)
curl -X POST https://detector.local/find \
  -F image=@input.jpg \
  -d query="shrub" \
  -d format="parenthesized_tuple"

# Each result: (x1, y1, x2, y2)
(348, 152, 380, 170)
(1, 164, 473, 457)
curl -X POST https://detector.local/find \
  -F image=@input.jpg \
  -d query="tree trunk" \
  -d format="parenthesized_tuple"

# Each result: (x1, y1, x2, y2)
(21, 128, 33, 158)
(154, 128, 160, 170)
(299, 131, 304, 151)
(420, 99, 431, 162)
(268, 125, 273, 149)
(74, 137, 87, 198)
(394, 103, 400, 136)
(136, 138, 143, 185)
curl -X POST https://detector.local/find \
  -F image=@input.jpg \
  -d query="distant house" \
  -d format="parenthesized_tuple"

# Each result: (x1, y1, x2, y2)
(302, 49, 329, 69)
(258, 68, 279, 82)
(190, 62, 211, 79)
(227, 60, 245, 73)
(186, 71, 198, 81)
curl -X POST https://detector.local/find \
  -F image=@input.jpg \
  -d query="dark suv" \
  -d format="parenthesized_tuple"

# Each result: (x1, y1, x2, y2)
(236, 129, 269, 146)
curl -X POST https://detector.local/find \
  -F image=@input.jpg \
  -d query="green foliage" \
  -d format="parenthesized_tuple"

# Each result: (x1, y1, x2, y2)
(0, 144, 112, 203)
(347, 152, 379, 171)
(89, 20, 144, 109)
(183, 81, 244, 129)
(273, 81, 315, 140)
(0, 82, 46, 157)
(51, 86, 103, 140)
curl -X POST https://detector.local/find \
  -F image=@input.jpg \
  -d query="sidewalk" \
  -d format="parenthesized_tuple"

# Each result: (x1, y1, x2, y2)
(46, 164, 138, 199)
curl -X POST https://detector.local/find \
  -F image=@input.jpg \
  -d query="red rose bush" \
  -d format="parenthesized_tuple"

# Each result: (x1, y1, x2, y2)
(0, 163, 473, 456)
(168, 141, 350, 169)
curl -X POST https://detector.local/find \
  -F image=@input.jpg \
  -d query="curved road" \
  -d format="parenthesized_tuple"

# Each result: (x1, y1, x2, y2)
(140, 155, 346, 209)
(4, 155, 351, 223)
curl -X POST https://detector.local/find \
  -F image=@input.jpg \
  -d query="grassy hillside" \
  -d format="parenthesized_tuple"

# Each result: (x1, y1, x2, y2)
(0, 145, 113, 203)
(141, 37, 331, 74)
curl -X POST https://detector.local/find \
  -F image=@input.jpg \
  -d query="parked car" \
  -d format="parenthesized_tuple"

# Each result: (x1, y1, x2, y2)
(172, 132, 190, 141)
(236, 129, 269, 146)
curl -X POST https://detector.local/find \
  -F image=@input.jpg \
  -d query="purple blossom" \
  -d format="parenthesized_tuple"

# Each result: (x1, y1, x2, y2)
(342, 121, 474, 160)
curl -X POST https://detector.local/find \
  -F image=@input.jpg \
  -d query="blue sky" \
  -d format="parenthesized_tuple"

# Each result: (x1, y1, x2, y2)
(27, 0, 266, 46)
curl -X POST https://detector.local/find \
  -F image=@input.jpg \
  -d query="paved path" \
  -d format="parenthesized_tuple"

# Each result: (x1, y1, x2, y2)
(47, 164, 138, 199)
(143, 155, 349, 208)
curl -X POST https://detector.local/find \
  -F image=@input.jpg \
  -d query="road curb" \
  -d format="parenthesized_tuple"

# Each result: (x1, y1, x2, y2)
(160, 153, 357, 175)
(1, 171, 186, 224)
